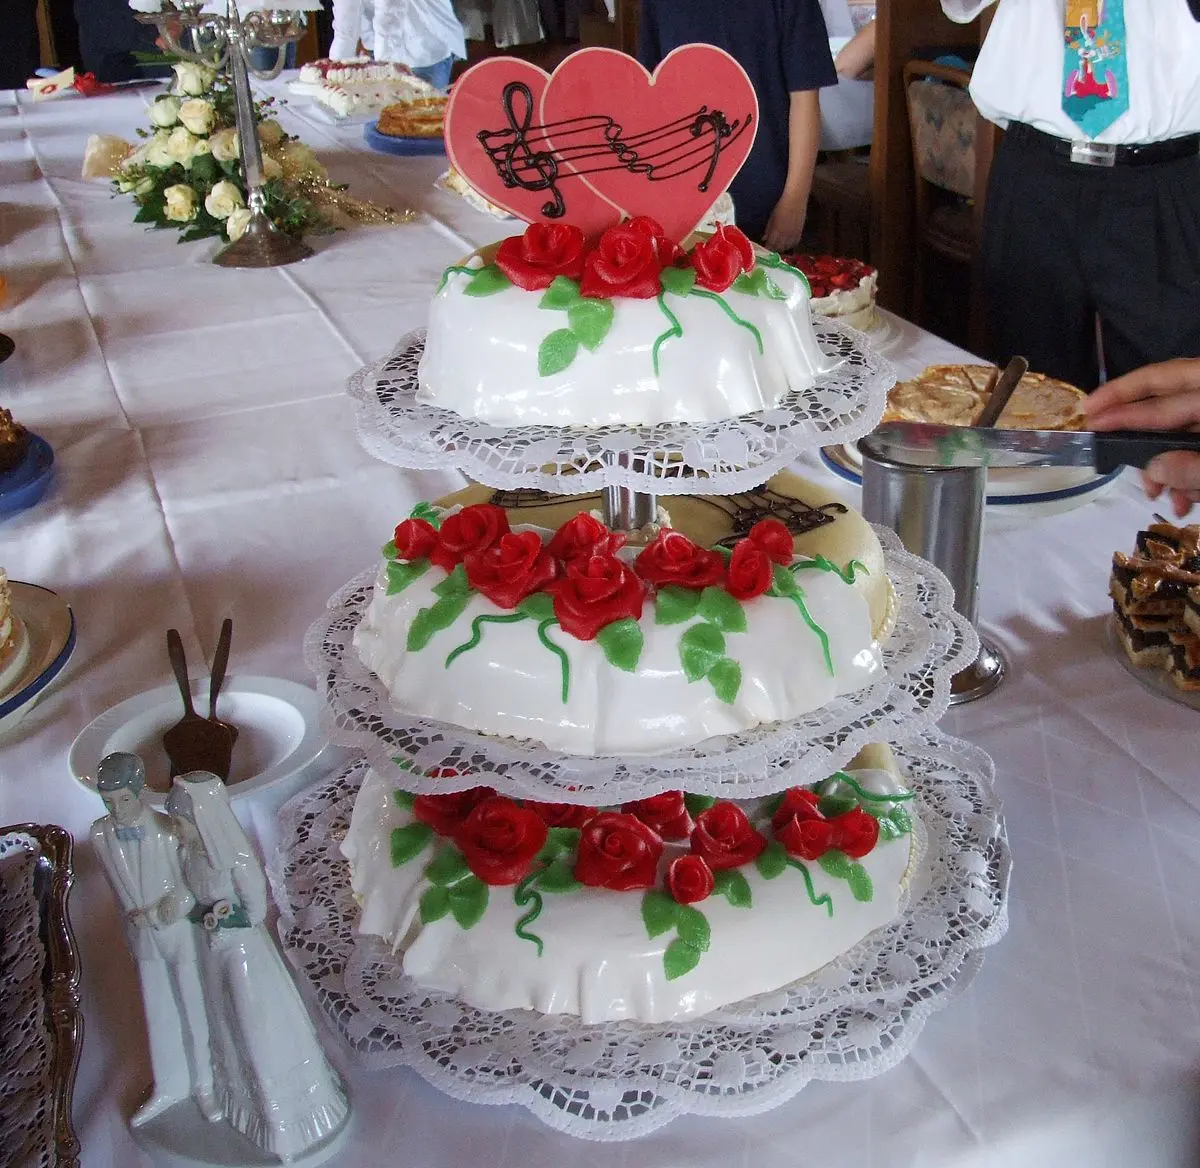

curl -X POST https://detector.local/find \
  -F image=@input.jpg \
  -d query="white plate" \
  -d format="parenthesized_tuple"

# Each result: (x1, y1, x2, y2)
(69, 675, 329, 805)
(0, 582, 76, 737)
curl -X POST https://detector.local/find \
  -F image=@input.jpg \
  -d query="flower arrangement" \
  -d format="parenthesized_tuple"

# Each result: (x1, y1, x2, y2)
(114, 62, 330, 245)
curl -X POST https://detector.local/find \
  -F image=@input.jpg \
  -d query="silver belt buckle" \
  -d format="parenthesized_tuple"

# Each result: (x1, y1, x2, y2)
(1069, 140, 1117, 167)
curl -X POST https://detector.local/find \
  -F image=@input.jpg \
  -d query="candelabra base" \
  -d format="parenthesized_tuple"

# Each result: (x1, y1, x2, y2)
(213, 210, 313, 269)
(948, 635, 1007, 705)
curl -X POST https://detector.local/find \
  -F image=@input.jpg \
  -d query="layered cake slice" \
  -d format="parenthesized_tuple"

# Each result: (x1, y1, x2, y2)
(0, 570, 31, 695)
(883, 365, 1087, 430)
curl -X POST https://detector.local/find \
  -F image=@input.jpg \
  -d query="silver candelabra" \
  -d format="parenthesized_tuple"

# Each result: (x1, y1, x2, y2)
(136, 0, 315, 268)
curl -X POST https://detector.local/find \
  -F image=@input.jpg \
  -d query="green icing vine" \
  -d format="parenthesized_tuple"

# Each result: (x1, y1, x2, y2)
(651, 292, 684, 375)
(823, 772, 914, 804)
(786, 859, 835, 917)
(754, 843, 834, 916)
(768, 564, 833, 676)
(444, 612, 527, 669)
(792, 555, 870, 586)
(435, 263, 479, 293)
(817, 850, 873, 903)
(510, 827, 582, 954)
(536, 618, 571, 703)
(513, 873, 545, 956)
(689, 288, 763, 353)
(757, 250, 811, 296)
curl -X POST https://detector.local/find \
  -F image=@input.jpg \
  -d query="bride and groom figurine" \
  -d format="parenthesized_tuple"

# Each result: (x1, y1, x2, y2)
(92, 752, 350, 1163)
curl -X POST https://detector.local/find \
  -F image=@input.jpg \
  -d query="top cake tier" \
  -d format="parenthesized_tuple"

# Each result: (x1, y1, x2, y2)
(348, 224, 895, 495)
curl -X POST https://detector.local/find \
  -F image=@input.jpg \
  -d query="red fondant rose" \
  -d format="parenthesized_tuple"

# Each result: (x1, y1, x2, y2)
(412, 786, 497, 836)
(690, 802, 767, 870)
(547, 512, 627, 564)
(493, 222, 588, 291)
(393, 517, 438, 561)
(455, 796, 548, 886)
(688, 225, 756, 292)
(621, 791, 693, 841)
(666, 854, 715, 905)
(633, 529, 725, 589)
(430, 504, 510, 572)
(574, 811, 663, 890)
(464, 530, 558, 610)
(551, 553, 646, 640)
(529, 801, 596, 829)
(579, 222, 664, 300)
(747, 518, 793, 566)
(830, 807, 879, 859)
(725, 540, 774, 600)
(625, 215, 686, 266)
(772, 787, 834, 861)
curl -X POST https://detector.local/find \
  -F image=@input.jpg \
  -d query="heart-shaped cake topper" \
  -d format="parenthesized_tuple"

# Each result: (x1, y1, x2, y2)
(540, 46, 758, 244)
(444, 56, 622, 239)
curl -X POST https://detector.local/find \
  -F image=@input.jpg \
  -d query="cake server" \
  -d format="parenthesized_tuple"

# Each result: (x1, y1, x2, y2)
(974, 356, 1029, 429)
(867, 423, 1200, 473)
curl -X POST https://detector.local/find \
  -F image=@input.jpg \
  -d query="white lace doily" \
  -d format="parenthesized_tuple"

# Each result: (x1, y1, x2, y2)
(347, 323, 895, 495)
(271, 729, 1009, 1141)
(0, 834, 57, 1168)
(302, 528, 979, 804)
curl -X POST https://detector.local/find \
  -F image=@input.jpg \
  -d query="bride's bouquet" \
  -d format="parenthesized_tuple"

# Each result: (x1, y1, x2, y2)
(112, 61, 330, 245)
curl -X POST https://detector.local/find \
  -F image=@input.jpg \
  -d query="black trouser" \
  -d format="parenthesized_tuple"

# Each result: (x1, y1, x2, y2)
(980, 127, 1200, 389)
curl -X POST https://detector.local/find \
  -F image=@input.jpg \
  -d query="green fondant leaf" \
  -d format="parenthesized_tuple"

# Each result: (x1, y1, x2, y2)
(419, 884, 450, 923)
(641, 889, 679, 939)
(876, 816, 904, 841)
(889, 806, 913, 834)
(382, 540, 397, 559)
(762, 792, 785, 820)
(433, 563, 470, 598)
(698, 586, 747, 633)
(567, 297, 614, 352)
(392, 789, 416, 810)
(847, 863, 874, 902)
(675, 905, 711, 951)
(535, 857, 581, 894)
(715, 544, 734, 563)
(448, 876, 489, 929)
(663, 938, 703, 981)
(463, 263, 510, 297)
(386, 558, 431, 596)
(817, 849, 853, 880)
(761, 274, 788, 300)
(538, 275, 581, 310)
(406, 592, 471, 652)
(538, 328, 580, 377)
(730, 271, 757, 296)
(518, 591, 556, 622)
(425, 845, 470, 887)
(536, 826, 582, 863)
(707, 657, 742, 704)
(655, 585, 703, 626)
(683, 793, 717, 816)
(596, 617, 644, 673)
(755, 840, 788, 880)
(818, 794, 858, 819)
(390, 823, 433, 867)
(660, 266, 697, 296)
(712, 868, 752, 908)
(410, 502, 442, 528)
(679, 622, 726, 683)
(769, 563, 800, 597)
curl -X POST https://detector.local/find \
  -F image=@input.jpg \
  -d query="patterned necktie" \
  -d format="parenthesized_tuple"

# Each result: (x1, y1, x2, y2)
(1062, 0, 1130, 137)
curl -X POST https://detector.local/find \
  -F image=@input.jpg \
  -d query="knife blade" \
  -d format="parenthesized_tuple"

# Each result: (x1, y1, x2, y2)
(974, 355, 1029, 429)
(866, 423, 1200, 473)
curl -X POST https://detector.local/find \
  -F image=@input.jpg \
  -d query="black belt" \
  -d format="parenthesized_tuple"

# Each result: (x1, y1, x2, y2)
(1006, 121, 1200, 168)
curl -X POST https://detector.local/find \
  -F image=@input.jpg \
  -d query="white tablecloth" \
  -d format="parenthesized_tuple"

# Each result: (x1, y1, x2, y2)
(1, 80, 1198, 1168)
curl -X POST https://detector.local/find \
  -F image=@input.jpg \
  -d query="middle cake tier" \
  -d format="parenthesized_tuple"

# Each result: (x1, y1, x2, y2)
(352, 472, 890, 757)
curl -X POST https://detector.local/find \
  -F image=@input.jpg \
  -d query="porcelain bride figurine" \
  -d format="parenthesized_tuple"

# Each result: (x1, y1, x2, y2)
(162, 771, 350, 1162)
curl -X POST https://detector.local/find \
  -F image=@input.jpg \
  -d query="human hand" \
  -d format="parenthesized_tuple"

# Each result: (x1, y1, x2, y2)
(1083, 359, 1200, 517)
(762, 191, 808, 254)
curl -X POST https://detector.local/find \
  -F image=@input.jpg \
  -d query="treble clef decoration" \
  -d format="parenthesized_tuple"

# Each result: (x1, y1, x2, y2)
(688, 108, 733, 193)
(478, 81, 566, 219)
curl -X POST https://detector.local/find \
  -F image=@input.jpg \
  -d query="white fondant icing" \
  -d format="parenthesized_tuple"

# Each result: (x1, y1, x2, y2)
(343, 766, 915, 1024)
(416, 261, 837, 427)
(352, 546, 883, 757)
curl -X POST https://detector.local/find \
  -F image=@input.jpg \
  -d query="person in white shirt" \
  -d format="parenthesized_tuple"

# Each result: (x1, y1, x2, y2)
(330, 0, 466, 90)
(91, 752, 217, 1127)
(941, 1, 1200, 390)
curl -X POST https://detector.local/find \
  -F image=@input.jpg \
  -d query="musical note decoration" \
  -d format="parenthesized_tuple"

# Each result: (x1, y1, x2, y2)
(445, 45, 759, 244)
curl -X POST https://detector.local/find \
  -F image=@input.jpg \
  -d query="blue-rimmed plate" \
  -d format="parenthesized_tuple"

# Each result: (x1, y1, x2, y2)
(68, 675, 331, 806)
(364, 119, 446, 156)
(0, 583, 76, 737)
(0, 434, 55, 518)
(821, 441, 1122, 511)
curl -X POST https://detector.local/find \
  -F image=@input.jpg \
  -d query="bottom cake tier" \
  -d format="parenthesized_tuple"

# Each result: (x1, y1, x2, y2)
(271, 729, 1009, 1140)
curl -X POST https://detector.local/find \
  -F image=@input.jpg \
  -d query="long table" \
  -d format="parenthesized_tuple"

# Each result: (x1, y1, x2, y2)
(1, 80, 1198, 1168)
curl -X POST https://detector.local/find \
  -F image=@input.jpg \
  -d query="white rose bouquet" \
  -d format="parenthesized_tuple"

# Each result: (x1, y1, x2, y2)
(113, 61, 330, 246)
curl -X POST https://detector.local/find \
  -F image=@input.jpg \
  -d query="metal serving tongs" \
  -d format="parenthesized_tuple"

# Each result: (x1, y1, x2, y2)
(162, 625, 236, 782)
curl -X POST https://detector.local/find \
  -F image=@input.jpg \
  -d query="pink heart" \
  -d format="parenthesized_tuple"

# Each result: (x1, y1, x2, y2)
(444, 57, 622, 239)
(540, 46, 758, 244)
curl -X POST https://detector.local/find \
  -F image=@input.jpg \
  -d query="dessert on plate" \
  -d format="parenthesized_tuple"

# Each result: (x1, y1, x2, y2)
(290, 57, 438, 118)
(375, 95, 448, 140)
(783, 253, 878, 331)
(0, 407, 30, 473)
(883, 364, 1087, 430)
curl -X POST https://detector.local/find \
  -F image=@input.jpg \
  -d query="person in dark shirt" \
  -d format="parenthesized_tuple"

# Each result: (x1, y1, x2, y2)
(75, 0, 162, 83)
(638, 0, 836, 250)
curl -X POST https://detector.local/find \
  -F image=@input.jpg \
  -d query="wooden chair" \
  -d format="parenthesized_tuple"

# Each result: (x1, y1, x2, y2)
(903, 59, 997, 353)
